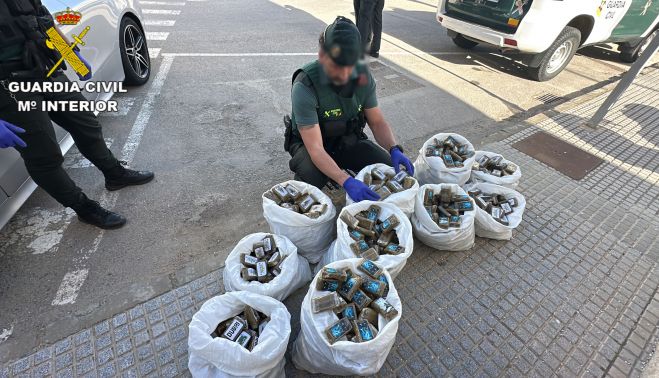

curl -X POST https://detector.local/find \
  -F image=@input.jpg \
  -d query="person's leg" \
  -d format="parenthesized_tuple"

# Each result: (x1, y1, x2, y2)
(45, 74, 119, 173)
(0, 88, 83, 207)
(288, 143, 329, 189)
(358, 0, 377, 53)
(354, 0, 361, 25)
(46, 73, 154, 191)
(335, 139, 392, 173)
(370, 0, 384, 54)
(0, 79, 125, 228)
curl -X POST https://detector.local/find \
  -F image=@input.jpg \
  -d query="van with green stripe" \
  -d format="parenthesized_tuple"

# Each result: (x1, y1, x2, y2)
(436, 0, 659, 81)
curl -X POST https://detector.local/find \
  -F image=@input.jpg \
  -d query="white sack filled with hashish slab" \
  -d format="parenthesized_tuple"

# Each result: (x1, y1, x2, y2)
(411, 183, 476, 251)
(223, 233, 312, 301)
(262, 180, 336, 264)
(465, 182, 526, 240)
(318, 201, 413, 280)
(188, 291, 291, 378)
(413, 133, 475, 186)
(345, 163, 420, 218)
(470, 151, 522, 188)
(292, 258, 401, 376)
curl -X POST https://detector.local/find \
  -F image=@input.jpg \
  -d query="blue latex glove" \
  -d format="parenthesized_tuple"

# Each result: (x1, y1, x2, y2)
(75, 51, 92, 81)
(0, 120, 27, 148)
(391, 146, 414, 175)
(343, 177, 380, 202)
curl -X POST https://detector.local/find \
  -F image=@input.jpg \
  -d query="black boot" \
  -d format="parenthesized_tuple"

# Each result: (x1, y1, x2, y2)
(70, 193, 127, 229)
(104, 161, 155, 191)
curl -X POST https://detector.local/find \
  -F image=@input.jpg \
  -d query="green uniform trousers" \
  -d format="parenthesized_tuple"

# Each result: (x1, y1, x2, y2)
(288, 137, 392, 189)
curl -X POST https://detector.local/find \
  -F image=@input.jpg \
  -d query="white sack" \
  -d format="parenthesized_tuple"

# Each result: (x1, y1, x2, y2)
(345, 163, 420, 218)
(223, 233, 312, 301)
(262, 180, 336, 263)
(319, 201, 413, 279)
(292, 258, 401, 376)
(466, 182, 526, 240)
(470, 151, 522, 188)
(411, 184, 475, 251)
(188, 291, 291, 378)
(413, 133, 475, 186)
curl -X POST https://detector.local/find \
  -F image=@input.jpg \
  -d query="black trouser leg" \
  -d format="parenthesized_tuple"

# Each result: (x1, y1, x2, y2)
(0, 82, 82, 207)
(45, 73, 119, 173)
(358, 0, 378, 52)
(354, 0, 360, 25)
(334, 139, 392, 173)
(288, 143, 329, 189)
(370, 0, 384, 53)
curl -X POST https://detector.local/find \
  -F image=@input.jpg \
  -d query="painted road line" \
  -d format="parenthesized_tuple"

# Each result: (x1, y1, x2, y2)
(140, 0, 186, 5)
(146, 32, 169, 41)
(120, 55, 174, 163)
(51, 56, 175, 306)
(142, 9, 181, 14)
(149, 47, 162, 59)
(51, 269, 89, 306)
(144, 19, 176, 27)
(103, 97, 136, 117)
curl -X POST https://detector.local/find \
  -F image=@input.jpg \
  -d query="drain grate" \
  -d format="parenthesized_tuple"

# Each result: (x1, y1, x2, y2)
(368, 61, 423, 98)
(535, 93, 565, 105)
(513, 131, 604, 180)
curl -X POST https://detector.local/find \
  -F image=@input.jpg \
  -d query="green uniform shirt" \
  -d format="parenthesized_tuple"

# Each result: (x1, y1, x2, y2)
(291, 64, 378, 130)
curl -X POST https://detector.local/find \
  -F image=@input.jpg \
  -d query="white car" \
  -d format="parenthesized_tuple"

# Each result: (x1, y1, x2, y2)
(0, 0, 151, 229)
(437, 0, 659, 81)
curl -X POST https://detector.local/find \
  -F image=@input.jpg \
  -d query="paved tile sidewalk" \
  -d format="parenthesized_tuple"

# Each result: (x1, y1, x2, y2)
(2, 67, 658, 377)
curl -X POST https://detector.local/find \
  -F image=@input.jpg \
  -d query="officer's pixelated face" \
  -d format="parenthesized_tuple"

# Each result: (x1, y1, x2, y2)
(319, 49, 354, 86)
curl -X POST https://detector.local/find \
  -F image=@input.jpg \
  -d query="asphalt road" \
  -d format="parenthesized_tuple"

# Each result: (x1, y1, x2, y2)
(0, 0, 649, 362)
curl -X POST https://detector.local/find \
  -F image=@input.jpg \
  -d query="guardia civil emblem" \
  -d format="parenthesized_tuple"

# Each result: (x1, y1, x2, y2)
(54, 7, 82, 25)
(330, 45, 341, 58)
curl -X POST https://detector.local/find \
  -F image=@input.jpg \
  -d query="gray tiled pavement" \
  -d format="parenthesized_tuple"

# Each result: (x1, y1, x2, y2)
(2, 67, 658, 377)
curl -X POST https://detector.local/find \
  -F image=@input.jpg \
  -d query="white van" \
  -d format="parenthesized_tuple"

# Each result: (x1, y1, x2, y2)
(436, 0, 659, 80)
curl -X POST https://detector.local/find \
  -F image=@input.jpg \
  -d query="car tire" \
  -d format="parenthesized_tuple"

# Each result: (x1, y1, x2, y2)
(452, 33, 479, 49)
(119, 17, 151, 86)
(528, 26, 581, 82)
(620, 29, 658, 63)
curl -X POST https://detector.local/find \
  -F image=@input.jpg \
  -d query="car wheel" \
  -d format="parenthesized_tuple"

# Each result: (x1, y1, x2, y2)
(620, 29, 658, 63)
(528, 26, 581, 82)
(119, 17, 150, 86)
(452, 33, 479, 49)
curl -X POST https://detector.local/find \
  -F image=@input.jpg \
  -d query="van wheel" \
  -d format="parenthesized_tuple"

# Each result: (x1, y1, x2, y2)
(528, 26, 581, 81)
(452, 33, 479, 49)
(620, 29, 658, 63)
(120, 17, 151, 86)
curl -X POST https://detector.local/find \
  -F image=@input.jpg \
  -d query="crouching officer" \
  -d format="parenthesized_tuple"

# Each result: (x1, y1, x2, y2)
(285, 16, 413, 202)
(0, 0, 154, 229)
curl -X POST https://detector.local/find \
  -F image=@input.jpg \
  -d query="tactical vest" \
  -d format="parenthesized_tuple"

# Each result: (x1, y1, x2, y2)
(0, 0, 61, 79)
(290, 60, 371, 150)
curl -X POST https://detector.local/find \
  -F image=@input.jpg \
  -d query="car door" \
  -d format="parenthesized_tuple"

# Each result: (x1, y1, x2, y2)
(0, 148, 29, 197)
(443, 0, 535, 33)
(42, 0, 122, 100)
(610, 0, 659, 39)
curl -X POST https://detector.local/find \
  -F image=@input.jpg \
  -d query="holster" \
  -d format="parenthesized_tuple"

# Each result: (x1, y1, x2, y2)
(283, 114, 293, 152)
